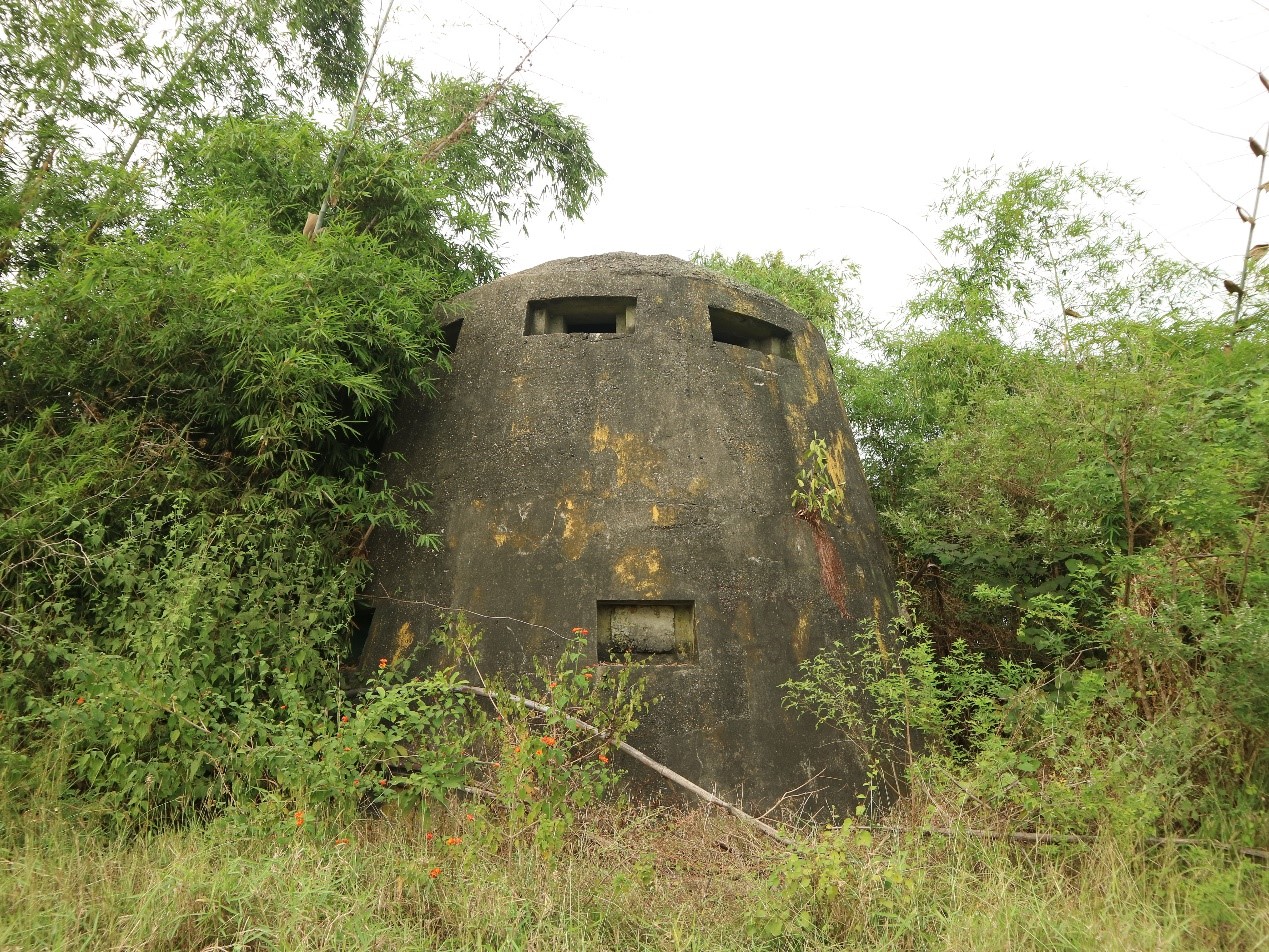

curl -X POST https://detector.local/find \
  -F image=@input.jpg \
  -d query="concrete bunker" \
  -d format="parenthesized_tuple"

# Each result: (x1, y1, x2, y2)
(361, 252, 895, 812)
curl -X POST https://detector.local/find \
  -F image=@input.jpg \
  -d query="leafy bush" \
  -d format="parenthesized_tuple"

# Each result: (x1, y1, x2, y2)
(723, 162, 1269, 851)
(0, 0, 606, 827)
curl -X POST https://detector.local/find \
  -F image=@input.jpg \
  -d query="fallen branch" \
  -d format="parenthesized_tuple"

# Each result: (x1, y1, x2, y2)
(453, 683, 794, 847)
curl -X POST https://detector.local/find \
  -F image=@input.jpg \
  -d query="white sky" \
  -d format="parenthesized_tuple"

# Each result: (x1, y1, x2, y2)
(387, 0, 1269, 321)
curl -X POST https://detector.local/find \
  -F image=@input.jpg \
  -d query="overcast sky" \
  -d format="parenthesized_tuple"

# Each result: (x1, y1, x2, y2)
(387, 0, 1269, 320)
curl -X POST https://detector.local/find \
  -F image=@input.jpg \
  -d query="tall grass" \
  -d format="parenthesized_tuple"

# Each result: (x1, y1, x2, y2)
(3, 782, 1264, 952)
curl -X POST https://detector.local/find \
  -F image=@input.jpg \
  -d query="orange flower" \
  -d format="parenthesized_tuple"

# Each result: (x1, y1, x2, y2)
(334, 837, 349, 845)
(379, 779, 387, 786)
(279, 704, 286, 709)
(491, 761, 501, 768)
(425, 832, 434, 841)
(598, 754, 609, 764)
(378, 658, 388, 669)
(429, 867, 441, 878)
(548, 681, 557, 689)
(294, 810, 304, 827)
(583, 672, 593, 680)
(541, 736, 556, 747)
(446, 836, 462, 846)
(353, 780, 359, 786)
(465, 813, 475, 821)
(340, 715, 349, 723)
(571, 627, 586, 634)
(535, 749, 543, 757)
(75, 697, 85, 704)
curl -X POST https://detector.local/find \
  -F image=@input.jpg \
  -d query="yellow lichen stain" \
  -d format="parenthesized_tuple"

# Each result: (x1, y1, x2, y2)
(791, 336, 821, 406)
(827, 432, 854, 524)
(560, 497, 605, 560)
(493, 522, 537, 552)
(613, 546, 663, 596)
(791, 615, 810, 662)
(650, 504, 679, 527)
(393, 621, 414, 663)
(591, 422, 663, 491)
(784, 403, 810, 452)
(815, 361, 834, 398)
(872, 597, 889, 660)
(687, 475, 708, 495)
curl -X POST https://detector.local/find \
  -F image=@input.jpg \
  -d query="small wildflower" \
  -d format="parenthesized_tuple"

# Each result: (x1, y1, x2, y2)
(341, 715, 349, 723)
(295, 810, 304, 827)
(378, 658, 388, 669)
(425, 832, 434, 841)
(535, 749, 544, 757)
(541, 736, 557, 747)
(446, 836, 462, 846)
(353, 780, 359, 786)
(280, 704, 286, 709)
(334, 837, 349, 845)
(548, 681, 557, 689)
(75, 697, 85, 704)
(491, 761, 501, 768)
(465, 813, 475, 821)
(429, 867, 441, 878)
(571, 627, 586, 633)
(583, 672, 593, 680)
(598, 754, 610, 764)
(379, 779, 388, 786)
(514, 746, 521, 754)
(344, 746, 351, 751)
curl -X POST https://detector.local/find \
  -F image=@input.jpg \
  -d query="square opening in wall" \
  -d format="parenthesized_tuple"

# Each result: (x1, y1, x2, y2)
(709, 306, 792, 359)
(597, 601, 695, 664)
(525, 297, 636, 336)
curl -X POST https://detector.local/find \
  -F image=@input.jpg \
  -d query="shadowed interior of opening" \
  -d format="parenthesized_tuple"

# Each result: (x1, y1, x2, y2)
(597, 601, 695, 664)
(708, 306, 792, 359)
(345, 600, 375, 667)
(525, 296, 636, 335)
(441, 318, 463, 353)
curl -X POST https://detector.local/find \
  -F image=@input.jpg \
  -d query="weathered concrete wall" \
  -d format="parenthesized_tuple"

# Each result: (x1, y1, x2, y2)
(361, 252, 894, 811)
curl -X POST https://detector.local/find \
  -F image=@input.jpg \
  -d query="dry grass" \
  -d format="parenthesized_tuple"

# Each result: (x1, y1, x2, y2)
(1, 796, 1265, 951)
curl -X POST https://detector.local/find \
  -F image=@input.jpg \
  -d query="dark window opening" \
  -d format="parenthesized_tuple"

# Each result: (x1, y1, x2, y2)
(597, 601, 695, 664)
(345, 600, 375, 667)
(441, 318, 463, 353)
(709, 306, 792, 359)
(525, 296, 636, 336)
